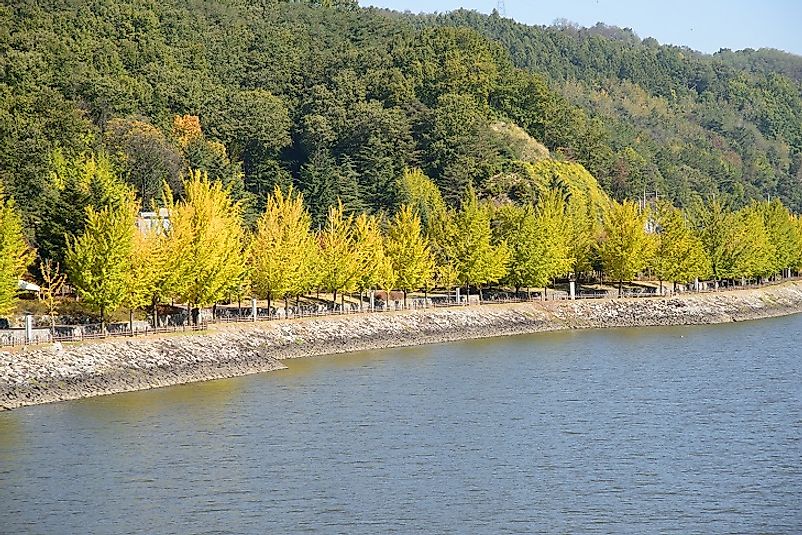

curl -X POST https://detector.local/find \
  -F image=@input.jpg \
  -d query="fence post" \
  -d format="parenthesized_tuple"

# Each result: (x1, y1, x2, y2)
(24, 314, 33, 345)
(251, 298, 257, 322)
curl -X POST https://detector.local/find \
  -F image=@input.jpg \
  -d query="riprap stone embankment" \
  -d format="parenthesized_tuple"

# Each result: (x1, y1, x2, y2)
(3, 281, 802, 410)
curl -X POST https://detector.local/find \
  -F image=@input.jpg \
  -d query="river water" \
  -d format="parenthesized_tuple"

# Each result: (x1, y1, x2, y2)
(1, 315, 801, 534)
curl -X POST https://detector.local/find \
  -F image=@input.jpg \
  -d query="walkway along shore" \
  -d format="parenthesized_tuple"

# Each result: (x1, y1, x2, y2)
(3, 281, 802, 410)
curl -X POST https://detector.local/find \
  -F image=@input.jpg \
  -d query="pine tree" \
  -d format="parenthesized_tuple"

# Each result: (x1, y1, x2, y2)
(0, 185, 34, 317)
(597, 199, 654, 296)
(300, 151, 337, 227)
(66, 196, 137, 327)
(651, 201, 711, 292)
(397, 168, 447, 232)
(163, 170, 247, 322)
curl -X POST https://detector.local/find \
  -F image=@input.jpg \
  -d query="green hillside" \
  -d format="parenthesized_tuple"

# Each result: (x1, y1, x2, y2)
(1, 0, 801, 259)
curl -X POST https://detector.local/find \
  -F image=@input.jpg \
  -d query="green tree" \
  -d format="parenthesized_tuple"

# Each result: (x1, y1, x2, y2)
(163, 170, 247, 323)
(397, 168, 447, 232)
(318, 202, 360, 307)
(250, 186, 318, 313)
(760, 198, 798, 277)
(353, 213, 394, 309)
(651, 201, 711, 292)
(104, 117, 183, 207)
(40, 150, 134, 266)
(422, 93, 503, 204)
(0, 185, 34, 317)
(385, 205, 435, 306)
(65, 196, 137, 328)
(450, 186, 509, 300)
(598, 200, 654, 296)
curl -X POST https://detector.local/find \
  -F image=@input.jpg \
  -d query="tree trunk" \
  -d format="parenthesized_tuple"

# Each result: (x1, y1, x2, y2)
(403, 290, 407, 309)
(296, 294, 301, 316)
(100, 306, 106, 334)
(618, 280, 623, 298)
(152, 299, 159, 328)
(284, 296, 289, 318)
(423, 289, 428, 308)
(129, 308, 134, 335)
(267, 292, 272, 319)
(478, 285, 483, 303)
(659, 279, 663, 296)
(333, 289, 337, 311)
(341, 292, 345, 313)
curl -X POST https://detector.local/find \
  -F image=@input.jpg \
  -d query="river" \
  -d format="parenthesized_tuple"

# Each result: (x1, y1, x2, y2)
(1, 315, 801, 534)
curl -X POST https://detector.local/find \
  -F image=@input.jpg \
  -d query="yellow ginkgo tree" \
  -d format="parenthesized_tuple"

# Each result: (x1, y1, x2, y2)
(318, 202, 360, 309)
(353, 213, 394, 310)
(162, 170, 247, 324)
(385, 205, 434, 308)
(0, 184, 34, 317)
(66, 193, 138, 328)
(250, 186, 318, 315)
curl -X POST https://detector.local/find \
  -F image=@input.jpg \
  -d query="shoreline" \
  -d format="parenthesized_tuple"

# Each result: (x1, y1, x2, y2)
(3, 282, 802, 411)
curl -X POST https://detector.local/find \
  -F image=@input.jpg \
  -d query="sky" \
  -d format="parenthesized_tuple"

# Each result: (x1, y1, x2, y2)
(362, 0, 802, 56)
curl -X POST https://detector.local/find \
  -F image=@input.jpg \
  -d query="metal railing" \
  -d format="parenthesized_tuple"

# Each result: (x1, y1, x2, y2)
(0, 323, 208, 348)
(3, 276, 800, 348)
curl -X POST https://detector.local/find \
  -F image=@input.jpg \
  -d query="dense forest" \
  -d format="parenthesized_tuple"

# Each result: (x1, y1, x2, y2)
(1, 0, 802, 322)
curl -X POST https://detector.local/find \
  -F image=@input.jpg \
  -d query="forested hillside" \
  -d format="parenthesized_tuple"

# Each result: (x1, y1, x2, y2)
(1, 0, 802, 251)
(2, 0, 802, 324)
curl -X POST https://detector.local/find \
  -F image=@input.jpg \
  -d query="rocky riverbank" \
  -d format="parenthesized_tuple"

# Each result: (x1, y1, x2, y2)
(3, 282, 802, 410)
